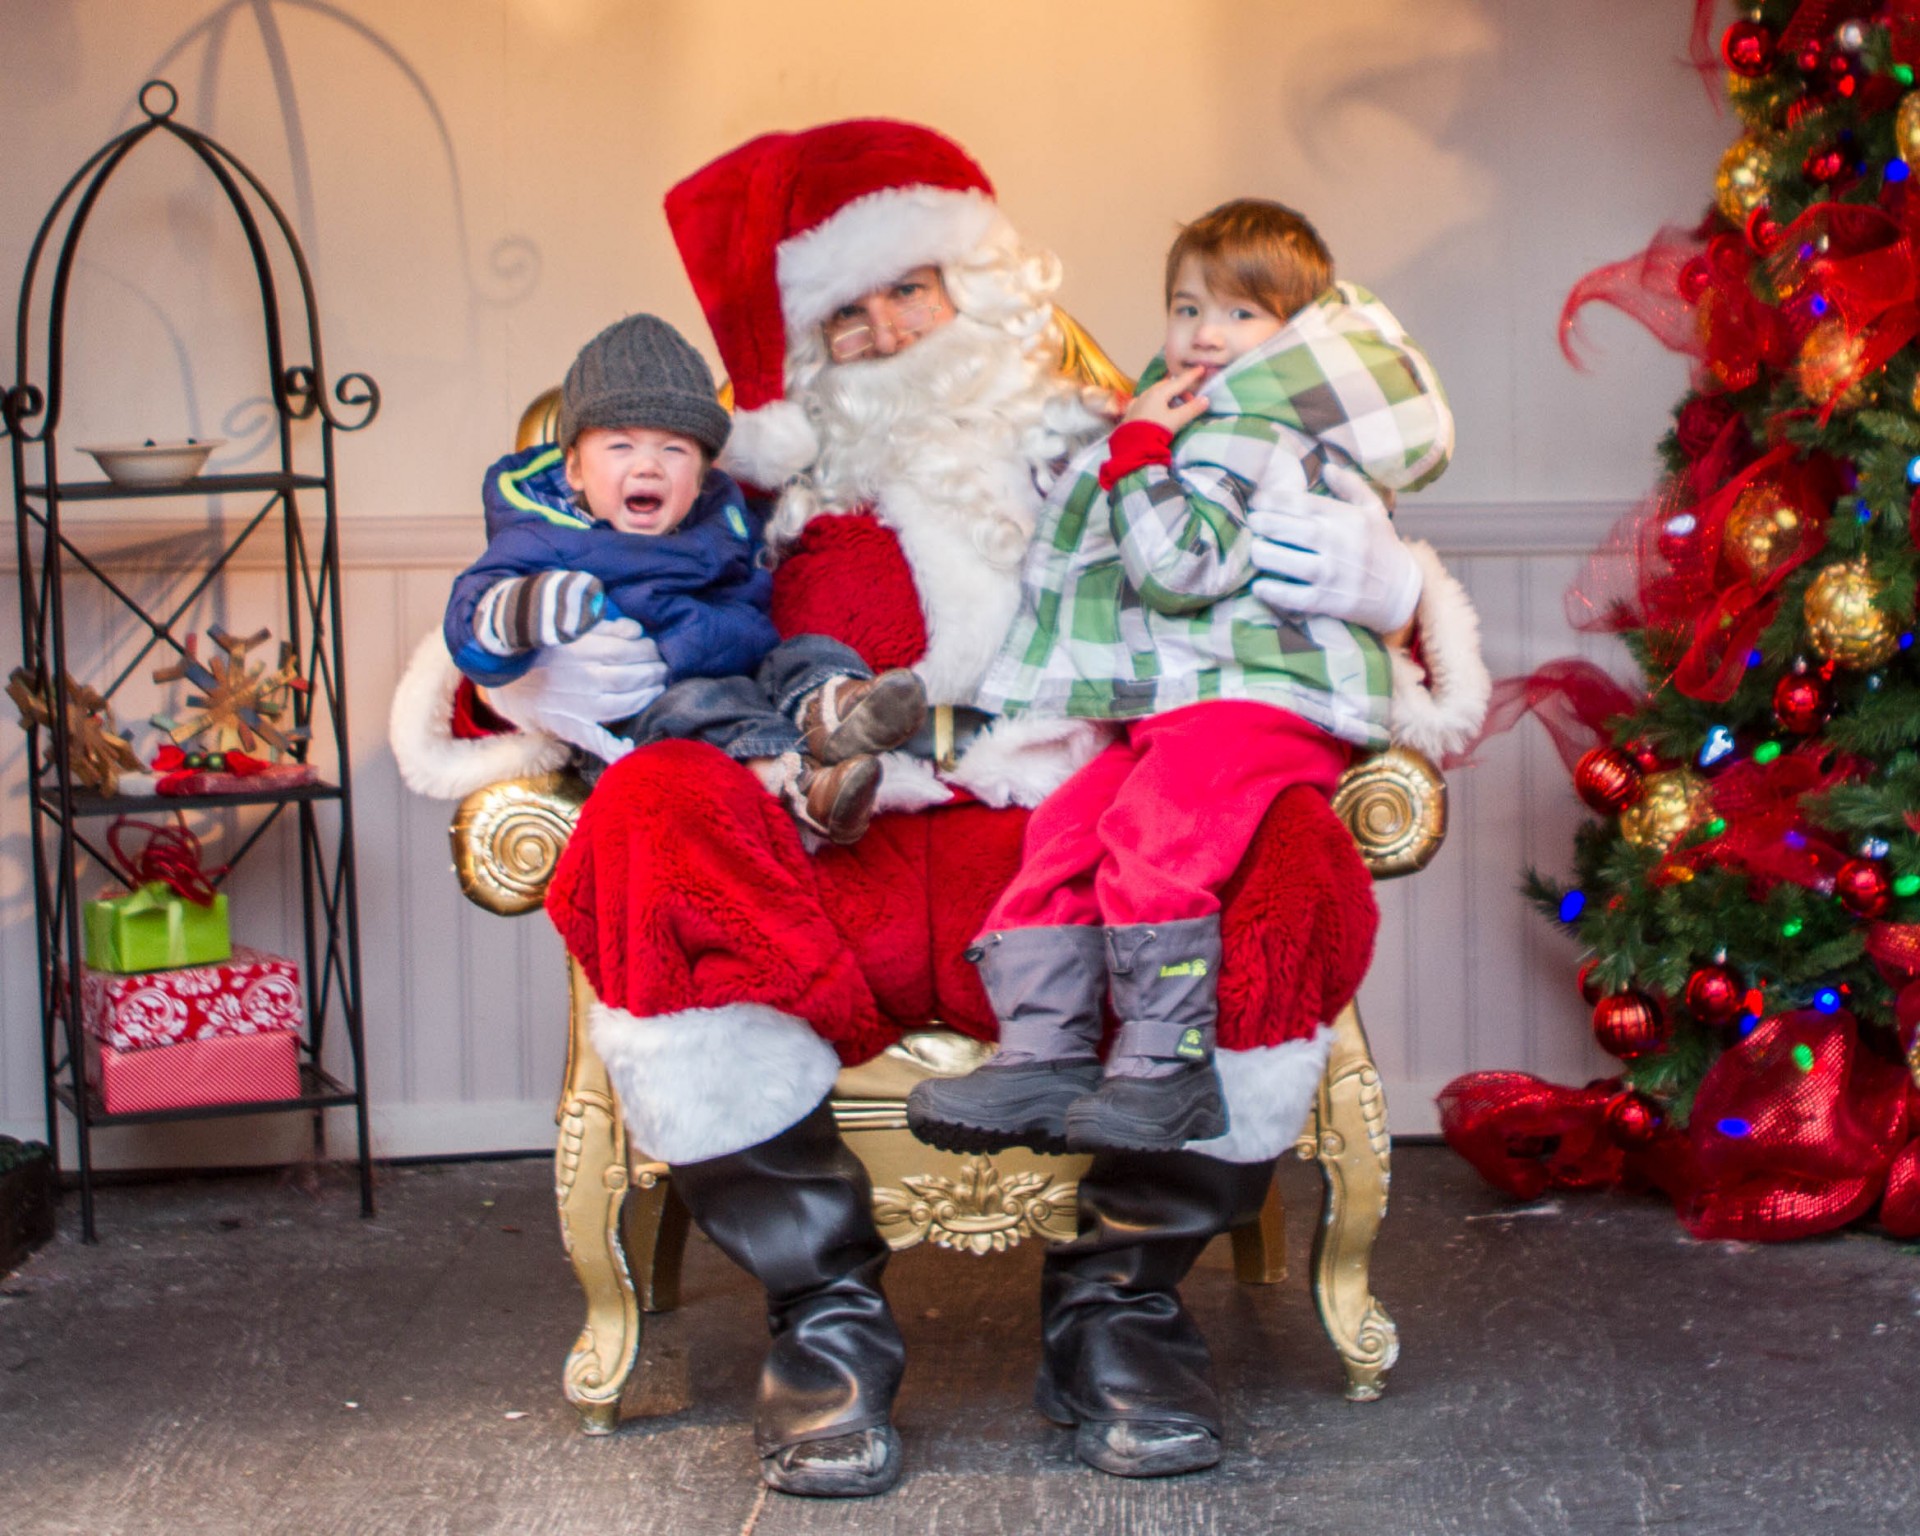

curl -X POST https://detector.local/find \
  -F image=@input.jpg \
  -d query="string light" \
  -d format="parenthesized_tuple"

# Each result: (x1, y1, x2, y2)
(1782, 916, 1806, 937)
(1753, 741, 1783, 764)
(1811, 989, 1840, 1014)
(1718, 1117, 1752, 1137)
(1889, 158, 1913, 183)
(1559, 891, 1586, 922)
(1793, 1042, 1818, 1069)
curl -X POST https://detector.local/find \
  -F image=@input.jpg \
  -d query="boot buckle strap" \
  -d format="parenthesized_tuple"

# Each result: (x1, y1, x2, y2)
(1112, 1017, 1213, 1064)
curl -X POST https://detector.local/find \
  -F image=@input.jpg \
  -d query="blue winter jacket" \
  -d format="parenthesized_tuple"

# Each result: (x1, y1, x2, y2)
(444, 444, 778, 688)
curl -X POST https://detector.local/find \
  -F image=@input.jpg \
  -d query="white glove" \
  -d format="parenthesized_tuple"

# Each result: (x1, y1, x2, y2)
(484, 616, 667, 765)
(1247, 461, 1424, 633)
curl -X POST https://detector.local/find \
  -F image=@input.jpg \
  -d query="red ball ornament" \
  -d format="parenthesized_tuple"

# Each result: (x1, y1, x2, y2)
(1772, 671, 1830, 734)
(1685, 963, 1745, 1026)
(1836, 858, 1892, 917)
(1723, 20, 1776, 77)
(1593, 992, 1669, 1060)
(1745, 205, 1782, 254)
(1605, 1090, 1665, 1148)
(1803, 143, 1848, 182)
(1678, 255, 1712, 305)
(1578, 958, 1607, 1006)
(1574, 745, 1645, 814)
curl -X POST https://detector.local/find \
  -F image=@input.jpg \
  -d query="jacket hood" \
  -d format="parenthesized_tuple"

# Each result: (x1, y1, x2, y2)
(479, 443, 746, 542)
(1140, 281, 1454, 495)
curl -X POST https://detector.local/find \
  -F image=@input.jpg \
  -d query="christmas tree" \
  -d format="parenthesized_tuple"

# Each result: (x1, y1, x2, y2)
(1443, 1, 1920, 1242)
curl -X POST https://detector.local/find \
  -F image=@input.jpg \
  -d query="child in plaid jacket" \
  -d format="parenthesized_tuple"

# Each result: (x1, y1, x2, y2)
(910, 200, 1453, 1156)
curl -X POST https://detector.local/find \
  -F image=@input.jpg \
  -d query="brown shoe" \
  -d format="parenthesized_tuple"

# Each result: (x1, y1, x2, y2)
(797, 670, 928, 764)
(778, 752, 881, 844)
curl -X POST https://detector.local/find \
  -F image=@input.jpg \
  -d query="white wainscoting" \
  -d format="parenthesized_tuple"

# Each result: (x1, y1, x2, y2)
(0, 502, 1625, 1166)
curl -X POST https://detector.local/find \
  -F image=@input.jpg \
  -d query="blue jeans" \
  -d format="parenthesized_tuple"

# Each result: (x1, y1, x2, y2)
(618, 634, 871, 761)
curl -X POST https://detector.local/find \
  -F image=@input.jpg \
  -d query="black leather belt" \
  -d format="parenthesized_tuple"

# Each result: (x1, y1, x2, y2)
(902, 704, 993, 771)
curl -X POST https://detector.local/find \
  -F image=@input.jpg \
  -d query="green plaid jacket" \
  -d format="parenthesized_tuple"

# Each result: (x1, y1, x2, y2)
(977, 283, 1452, 746)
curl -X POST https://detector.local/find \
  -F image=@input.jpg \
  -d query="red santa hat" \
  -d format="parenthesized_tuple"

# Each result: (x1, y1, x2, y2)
(665, 119, 1009, 489)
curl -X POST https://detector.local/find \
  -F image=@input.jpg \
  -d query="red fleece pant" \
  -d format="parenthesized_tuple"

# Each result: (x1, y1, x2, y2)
(986, 702, 1351, 930)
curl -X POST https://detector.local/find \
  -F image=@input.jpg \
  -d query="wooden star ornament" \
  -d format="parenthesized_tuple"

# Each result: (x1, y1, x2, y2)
(151, 626, 311, 757)
(7, 668, 146, 796)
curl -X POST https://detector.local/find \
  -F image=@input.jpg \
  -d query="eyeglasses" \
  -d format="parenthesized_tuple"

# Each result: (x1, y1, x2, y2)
(823, 297, 947, 362)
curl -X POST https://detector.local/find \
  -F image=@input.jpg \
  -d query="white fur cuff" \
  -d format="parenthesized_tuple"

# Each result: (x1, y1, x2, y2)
(588, 1000, 841, 1165)
(1387, 541, 1492, 762)
(1183, 1026, 1336, 1162)
(947, 714, 1114, 810)
(718, 400, 821, 493)
(388, 629, 572, 801)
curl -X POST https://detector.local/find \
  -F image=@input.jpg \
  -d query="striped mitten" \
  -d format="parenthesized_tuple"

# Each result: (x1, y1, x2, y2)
(472, 571, 606, 656)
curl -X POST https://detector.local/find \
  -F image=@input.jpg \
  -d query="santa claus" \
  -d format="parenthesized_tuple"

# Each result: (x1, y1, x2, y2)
(392, 119, 1485, 1495)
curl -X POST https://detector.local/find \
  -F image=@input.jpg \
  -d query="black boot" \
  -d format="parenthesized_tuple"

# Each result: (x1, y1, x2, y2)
(1037, 1149, 1276, 1477)
(1065, 917, 1229, 1152)
(669, 1098, 906, 1497)
(905, 925, 1106, 1154)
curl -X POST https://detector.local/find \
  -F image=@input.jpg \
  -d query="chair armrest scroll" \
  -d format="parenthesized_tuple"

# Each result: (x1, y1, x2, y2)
(1332, 746, 1447, 881)
(450, 771, 589, 915)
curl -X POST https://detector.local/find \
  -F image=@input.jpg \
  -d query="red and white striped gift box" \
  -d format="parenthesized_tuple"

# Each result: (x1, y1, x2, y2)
(81, 946, 303, 1053)
(88, 1030, 302, 1114)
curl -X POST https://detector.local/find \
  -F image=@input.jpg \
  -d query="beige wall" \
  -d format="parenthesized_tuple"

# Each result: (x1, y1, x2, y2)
(2, 1, 1732, 1161)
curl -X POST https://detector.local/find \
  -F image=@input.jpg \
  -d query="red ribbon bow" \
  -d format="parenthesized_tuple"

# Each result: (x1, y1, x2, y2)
(105, 814, 227, 908)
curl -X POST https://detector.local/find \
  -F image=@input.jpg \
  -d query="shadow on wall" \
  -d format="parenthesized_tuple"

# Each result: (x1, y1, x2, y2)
(1201, 0, 1498, 290)
(140, 0, 541, 313)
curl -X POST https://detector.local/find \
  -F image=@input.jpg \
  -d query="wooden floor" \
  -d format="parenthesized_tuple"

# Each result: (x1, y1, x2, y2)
(3, 1146, 1916, 1536)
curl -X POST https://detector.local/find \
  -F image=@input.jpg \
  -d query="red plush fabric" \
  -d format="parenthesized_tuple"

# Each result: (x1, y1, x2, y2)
(1216, 786, 1378, 1048)
(770, 513, 930, 672)
(546, 740, 895, 1066)
(547, 513, 1379, 1063)
(451, 676, 512, 739)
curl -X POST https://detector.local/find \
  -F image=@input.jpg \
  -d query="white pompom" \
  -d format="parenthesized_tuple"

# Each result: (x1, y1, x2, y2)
(718, 400, 821, 492)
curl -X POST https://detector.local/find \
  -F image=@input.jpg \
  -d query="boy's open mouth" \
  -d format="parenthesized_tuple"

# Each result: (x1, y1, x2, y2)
(626, 492, 664, 516)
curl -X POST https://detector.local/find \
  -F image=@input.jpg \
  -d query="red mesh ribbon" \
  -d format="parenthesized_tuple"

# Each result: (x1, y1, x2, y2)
(1444, 658, 1639, 774)
(1559, 224, 1710, 370)
(1884, 1136, 1920, 1237)
(1698, 234, 1805, 392)
(1673, 449, 1836, 701)
(1683, 1010, 1911, 1241)
(1436, 1072, 1624, 1199)
(1672, 745, 1862, 892)
(105, 814, 227, 908)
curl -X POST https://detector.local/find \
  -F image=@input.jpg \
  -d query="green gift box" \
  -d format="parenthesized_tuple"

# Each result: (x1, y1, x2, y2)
(83, 881, 231, 973)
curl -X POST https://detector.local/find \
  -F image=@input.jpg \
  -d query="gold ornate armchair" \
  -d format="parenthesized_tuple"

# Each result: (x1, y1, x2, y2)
(452, 745, 1443, 1431)
(451, 326, 1449, 1433)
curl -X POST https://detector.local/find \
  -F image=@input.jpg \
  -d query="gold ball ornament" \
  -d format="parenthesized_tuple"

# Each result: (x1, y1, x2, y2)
(1804, 560, 1899, 669)
(1795, 320, 1869, 412)
(1715, 135, 1774, 226)
(1619, 769, 1711, 853)
(1723, 482, 1806, 581)
(1897, 91, 1920, 164)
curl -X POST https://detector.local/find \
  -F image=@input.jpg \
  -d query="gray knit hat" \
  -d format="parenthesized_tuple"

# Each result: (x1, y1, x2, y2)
(558, 314, 732, 457)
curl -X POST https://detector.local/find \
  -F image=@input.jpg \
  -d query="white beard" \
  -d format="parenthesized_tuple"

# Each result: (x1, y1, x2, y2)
(775, 317, 1107, 707)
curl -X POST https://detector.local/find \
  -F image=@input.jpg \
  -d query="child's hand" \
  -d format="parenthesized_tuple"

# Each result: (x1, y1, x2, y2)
(1122, 366, 1211, 434)
(473, 570, 607, 656)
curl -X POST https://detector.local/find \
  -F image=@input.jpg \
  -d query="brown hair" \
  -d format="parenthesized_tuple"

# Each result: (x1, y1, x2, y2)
(1164, 199, 1333, 320)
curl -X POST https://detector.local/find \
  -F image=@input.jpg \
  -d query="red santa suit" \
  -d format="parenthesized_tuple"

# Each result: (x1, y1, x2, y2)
(390, 120, 1489, 1172)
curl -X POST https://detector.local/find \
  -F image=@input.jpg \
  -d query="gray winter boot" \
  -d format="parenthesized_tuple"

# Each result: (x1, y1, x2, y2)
(905, 925, 1107, 1154)
(1064, 917, 1229, 1152)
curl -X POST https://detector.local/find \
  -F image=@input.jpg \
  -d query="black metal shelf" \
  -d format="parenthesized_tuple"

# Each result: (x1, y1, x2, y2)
(37, 780, 343, 819)
(7, 80, 379, 1241)
(55, 1063, 359, 1128)
(20, 471, 328, 502)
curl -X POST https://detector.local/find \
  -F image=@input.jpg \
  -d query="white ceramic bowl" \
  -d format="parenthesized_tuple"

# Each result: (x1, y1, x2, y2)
(79, 439, 224, 487)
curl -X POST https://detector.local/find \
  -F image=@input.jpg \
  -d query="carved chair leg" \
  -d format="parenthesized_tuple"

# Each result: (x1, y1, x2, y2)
(624, 1175, 691, 1314)
(1310, 1001, 1399, 1402)
(1229, 1169, 1287, 1285)
(555, 957, 642, 1434)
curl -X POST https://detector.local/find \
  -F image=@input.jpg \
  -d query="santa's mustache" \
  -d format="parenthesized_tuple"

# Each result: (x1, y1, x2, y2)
(804, 316, 1033, 440)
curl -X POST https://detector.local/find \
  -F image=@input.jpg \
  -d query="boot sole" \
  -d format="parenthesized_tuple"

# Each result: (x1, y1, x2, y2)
(1063, 1097, 1228, 1153)
(814, 672, 928, 764)
(760, 1426, 902, 1498)
(905, 1071, 1097, 1155)
(1075, 1421, 1221, 1479)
